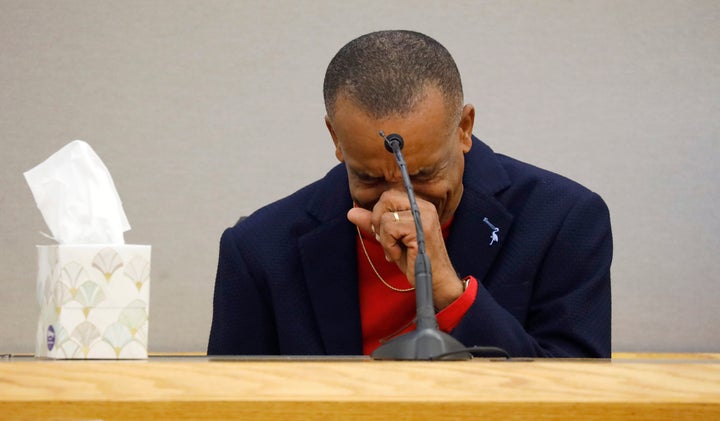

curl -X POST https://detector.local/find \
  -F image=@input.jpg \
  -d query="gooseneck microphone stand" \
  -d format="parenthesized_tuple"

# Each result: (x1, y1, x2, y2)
(370, 131, 471, 361)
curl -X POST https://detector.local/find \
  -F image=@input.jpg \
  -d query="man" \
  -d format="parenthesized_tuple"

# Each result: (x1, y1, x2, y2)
(208, 30, 612, 358)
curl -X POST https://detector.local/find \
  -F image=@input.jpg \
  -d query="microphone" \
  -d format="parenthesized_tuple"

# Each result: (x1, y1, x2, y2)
(371, 131, 471, 360)
(383, 132, 404, 152)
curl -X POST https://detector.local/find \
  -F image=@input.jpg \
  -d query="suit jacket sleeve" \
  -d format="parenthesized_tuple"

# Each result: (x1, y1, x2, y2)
(207, 227, 280, 355)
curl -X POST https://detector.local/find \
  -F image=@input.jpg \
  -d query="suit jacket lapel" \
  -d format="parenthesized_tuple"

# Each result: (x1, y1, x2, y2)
(447, 188, 513, 285)
(447, 137, 514, 285)
(298, 167, 363, 355)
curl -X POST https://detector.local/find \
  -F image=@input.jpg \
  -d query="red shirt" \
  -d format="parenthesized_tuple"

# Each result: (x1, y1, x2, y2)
(356, 221, 478, 355)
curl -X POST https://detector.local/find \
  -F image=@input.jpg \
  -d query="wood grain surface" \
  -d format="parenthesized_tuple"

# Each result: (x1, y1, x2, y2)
(1, 356, 719, 420)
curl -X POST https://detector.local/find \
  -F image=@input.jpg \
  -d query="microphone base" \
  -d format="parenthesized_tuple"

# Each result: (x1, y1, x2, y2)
(370, 327, 471, 360)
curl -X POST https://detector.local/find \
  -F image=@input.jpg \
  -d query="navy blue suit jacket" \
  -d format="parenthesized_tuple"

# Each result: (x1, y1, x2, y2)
(208, 137, 612, 357)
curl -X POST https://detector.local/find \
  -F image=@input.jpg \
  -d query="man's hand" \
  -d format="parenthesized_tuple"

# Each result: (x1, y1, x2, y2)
(347, 190, 464, 310)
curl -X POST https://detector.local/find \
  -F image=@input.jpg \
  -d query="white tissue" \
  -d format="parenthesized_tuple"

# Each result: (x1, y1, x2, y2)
(24, 140, 130, 244)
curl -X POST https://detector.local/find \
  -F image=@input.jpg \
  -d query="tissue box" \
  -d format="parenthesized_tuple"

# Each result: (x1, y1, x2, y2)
(35, 245, 151, 359)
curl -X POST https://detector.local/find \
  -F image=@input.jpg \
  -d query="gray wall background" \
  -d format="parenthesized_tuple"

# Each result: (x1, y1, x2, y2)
(1, 0, 718, 354)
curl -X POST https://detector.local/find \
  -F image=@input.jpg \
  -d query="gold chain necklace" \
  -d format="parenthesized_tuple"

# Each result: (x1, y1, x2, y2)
(356, 226, 415, 292)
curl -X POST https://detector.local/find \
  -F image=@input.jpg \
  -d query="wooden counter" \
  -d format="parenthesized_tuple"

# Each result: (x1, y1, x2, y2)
(1, 354, 719, 420)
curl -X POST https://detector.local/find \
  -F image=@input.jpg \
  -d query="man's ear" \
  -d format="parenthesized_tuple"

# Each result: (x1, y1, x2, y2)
(458, 104, 475, 153)
(325, 115, 345, 162)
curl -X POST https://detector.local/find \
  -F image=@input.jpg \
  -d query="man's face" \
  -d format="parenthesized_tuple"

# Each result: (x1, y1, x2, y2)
(326, 87, 474, 225)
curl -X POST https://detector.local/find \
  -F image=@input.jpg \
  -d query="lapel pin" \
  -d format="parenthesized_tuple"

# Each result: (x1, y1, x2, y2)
(483, 217, 500, 246)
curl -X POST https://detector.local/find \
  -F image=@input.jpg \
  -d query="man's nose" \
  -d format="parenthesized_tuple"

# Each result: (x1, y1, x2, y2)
(384, 167, 403, 184)
(386, 177, 405, 192)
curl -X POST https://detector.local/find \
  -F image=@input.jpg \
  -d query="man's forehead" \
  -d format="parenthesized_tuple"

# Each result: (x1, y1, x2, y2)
(345, 140, 447, 176)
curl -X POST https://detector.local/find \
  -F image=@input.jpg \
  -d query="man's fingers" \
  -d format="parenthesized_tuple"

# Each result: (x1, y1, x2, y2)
(347, 207, 373, 233)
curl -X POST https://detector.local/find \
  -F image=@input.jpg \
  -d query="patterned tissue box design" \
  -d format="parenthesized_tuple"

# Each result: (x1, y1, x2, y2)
(35, 245, 151, 359)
